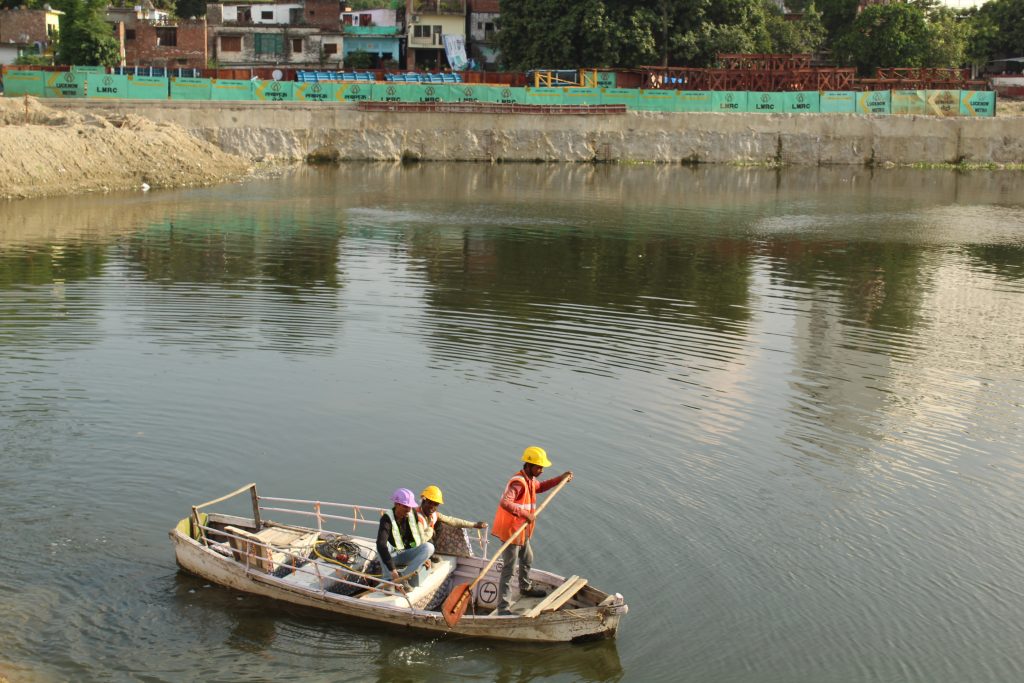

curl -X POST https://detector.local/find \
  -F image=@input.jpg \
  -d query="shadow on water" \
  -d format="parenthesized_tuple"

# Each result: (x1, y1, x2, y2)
(169, 571, 623, 682)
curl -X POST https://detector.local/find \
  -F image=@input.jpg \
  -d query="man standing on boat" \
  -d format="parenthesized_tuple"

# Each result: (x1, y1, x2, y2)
(417, 485, 487, 544)
(376, 488, 434, 592)
(492, 446, 573, 615)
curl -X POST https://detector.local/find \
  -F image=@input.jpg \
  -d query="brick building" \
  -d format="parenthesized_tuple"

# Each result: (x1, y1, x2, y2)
(466, 0, 497, 69)
(206, 1, 344, 68)
(0, 6, 62, 64)
(113, 17, 209, 69)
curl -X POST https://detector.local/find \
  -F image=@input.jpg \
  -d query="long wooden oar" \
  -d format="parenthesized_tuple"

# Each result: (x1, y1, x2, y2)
(441, 476, 569, 627)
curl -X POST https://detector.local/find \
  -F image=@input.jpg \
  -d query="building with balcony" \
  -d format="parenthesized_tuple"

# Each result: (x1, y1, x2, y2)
(206, 1, 343, 67)
(342, 8, 400, 66)
(406, 0, 464, 71)
(466, 0, 497, 69)
(0, 5, 62, 65)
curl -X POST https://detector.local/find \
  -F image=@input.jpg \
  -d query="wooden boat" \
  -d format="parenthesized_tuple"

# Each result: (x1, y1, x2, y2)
(169, 483, 628, 643)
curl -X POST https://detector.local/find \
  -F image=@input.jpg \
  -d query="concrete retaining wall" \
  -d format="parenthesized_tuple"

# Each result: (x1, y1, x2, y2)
(44, 100, 1024, 166)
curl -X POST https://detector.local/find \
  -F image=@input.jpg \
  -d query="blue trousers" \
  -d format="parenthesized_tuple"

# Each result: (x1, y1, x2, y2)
(380, 542, 434, 588)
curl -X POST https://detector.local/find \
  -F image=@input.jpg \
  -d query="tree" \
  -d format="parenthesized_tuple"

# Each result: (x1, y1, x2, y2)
(53, 0, 120, 67)
(834, 2, 931, 74)
(175, 0, 205, 19)
(815, 0, 860, 42)
(975, 0, 1024, 59)
(762, 0, 826, 55)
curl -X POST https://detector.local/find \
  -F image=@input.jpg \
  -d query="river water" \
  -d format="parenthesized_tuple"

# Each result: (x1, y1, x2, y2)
(1, 164, 1022, 683)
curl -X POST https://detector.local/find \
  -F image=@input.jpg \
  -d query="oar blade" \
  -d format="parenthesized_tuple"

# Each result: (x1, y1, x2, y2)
(441, 582, 472, 627)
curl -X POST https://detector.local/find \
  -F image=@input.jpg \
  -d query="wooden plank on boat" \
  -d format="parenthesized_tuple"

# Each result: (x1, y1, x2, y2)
(225, 525, 273, 573)
(521, 576, 587, 618)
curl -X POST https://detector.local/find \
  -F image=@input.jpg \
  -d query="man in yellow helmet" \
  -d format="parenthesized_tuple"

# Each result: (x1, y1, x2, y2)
(491, 446, 572, 616)
(417, 485, 487, 544)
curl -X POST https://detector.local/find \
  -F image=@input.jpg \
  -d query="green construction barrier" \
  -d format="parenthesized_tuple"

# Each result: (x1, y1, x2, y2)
(601, 88, 638, 108)
(127, 76, 168, 100)
(371, 83, 416, 102)
(171, 77, 213, 100)
(857, 90, 891, 115)
(925, 89, 959, 117)
(960, 90, 996, 117)
(820, 91, 856, 113)
(72, 65, 105, 75)
(636, 89, 678, 112)
(87, 74, 128, 99)
(44, 71, 85, 98)
(523, 87, 564, 105)
(784, 91, 820, 114)
(562, 87, 602, 105)
(484, 86, 525, 104)
(2, 70, 45, 97)
(749, 91, 786, 114)
(449, 84, 485, 103)
(711, 91, 747, 113)
(415, 84, 451, 103)
(596, 71, 616, 88)
(295, 81, 340, 102)
(253, 80, 293, 101)
(676, 91, 712, 112)
(336, 82, 372, 102)
(891, 89, 927, 115)
(211, 78, 255, 101)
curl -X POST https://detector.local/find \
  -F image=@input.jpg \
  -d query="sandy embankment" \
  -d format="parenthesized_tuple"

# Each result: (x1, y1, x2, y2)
(0, 96, 252, 200)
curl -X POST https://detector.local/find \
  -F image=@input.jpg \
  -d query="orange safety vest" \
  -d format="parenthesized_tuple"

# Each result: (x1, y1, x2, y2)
(492, 471, 537, 545)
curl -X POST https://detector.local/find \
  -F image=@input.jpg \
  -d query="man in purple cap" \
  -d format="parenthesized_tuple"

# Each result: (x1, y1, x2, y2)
(375, 487, 435, 592)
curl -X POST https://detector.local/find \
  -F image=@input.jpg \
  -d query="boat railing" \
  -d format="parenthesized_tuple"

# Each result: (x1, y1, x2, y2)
(195, 522, 416, 609)
(257, 495, 490, 558)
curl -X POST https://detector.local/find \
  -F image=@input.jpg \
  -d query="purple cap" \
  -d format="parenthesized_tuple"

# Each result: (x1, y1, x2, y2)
(391, 488, 417, 507)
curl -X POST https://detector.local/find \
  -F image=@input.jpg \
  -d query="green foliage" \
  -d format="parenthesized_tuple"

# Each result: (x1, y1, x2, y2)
(812, 0, 859, 42)
(346, 50, 375, 69)
(834, 2, 932, 74)
(175, 0, 205, 19)
(975, 0, 1024, 58)
(762, 0, 825, 55)
(15, 53, 54, 66)
(53, 0, 121, 67)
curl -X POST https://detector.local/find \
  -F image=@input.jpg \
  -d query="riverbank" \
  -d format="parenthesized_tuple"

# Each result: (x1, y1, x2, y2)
(39, 98, 1024, 168)
(0, 97, 252, 200)
(4, 96, 1024, 200)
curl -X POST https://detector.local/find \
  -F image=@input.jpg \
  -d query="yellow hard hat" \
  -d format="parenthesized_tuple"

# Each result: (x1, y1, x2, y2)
(420, 485, 444, 505)
(522, 446, 552, 468)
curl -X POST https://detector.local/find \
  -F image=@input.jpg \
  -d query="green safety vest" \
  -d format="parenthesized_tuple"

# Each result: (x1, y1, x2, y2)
(383, 508, 422, 551)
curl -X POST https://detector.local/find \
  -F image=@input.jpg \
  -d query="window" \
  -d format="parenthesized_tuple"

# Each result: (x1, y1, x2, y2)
(433, 25, 441, 34)
(291, 38, 303, 53)
(254, 32, 284, 55)
(155, 27, 177, 47)
(261, 10, 273, 20)
(220, 35, 242, 52)
(125, 28, 136, 40)
(414, 25, 430, 38)
(323, 42, 338, 55)
(289, 8, 302, 24)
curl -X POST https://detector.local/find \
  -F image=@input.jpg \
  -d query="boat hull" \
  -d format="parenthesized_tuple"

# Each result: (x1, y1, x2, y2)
(170, 529, 623, 643)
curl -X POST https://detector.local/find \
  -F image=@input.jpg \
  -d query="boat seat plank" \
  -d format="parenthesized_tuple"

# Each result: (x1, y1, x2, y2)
(225, 525, 275, 573)
(522, 576, 587, 618)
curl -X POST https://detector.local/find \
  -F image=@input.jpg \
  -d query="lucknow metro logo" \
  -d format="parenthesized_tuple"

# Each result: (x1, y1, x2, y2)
(311, 83, 322, 94)
(463, 87, 473, 97)
(103, 76, 113, 86)
(64, 72, 75, 83)
(797, 93, 805, 103)
(350, 84, 361, 94)
(501, 88, 511, 99)
(387, 86, 396, 96)
(425, 86, 435, 96)
(271, 82, 281, 92)
(725, 93, 734, 102)
(761, 94, 770, 103)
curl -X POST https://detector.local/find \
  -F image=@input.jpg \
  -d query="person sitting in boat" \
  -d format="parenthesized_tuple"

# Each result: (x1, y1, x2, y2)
(493, 446, 572, 615)
(416, 485, 487, 544)
(376, 487, 434, 592)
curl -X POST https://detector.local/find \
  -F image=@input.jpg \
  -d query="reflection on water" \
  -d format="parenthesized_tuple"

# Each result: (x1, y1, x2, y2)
(1, 164, 1023, 682)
